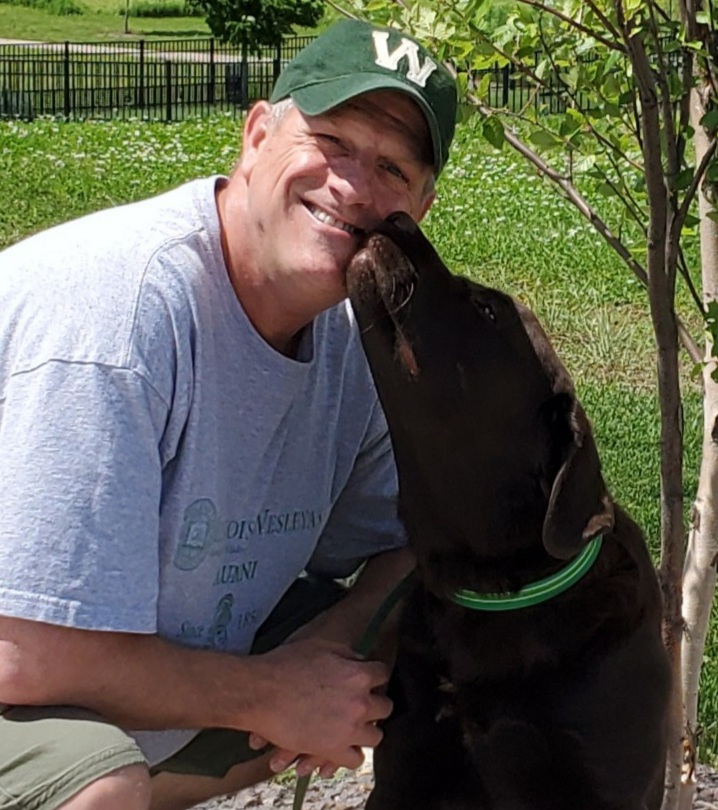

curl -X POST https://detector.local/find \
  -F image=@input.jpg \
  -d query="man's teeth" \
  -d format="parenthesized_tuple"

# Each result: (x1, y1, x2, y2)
(309, 205, 359, 235)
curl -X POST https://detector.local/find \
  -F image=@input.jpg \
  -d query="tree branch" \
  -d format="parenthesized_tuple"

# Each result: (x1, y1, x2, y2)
(675, 137, 718, 234)
(516, 0, 626, 53)
(445, 79, 703, 363)
(322, 0, 356, 19)
(581, 0, 624, 40)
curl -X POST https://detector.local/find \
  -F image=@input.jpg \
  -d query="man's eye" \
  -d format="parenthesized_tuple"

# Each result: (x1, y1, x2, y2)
(382, 162, 409, 183)
(317, 133, 343, 147)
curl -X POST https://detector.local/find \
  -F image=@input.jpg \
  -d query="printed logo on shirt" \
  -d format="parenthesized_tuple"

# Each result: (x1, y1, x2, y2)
(174, 498, 219, 571)
(175, 608, 259, 646)
(205, 593, 234, 650)
(173, 502, 328, 571)
(213, 559, 258, 586)
(224, 507, 325, 547)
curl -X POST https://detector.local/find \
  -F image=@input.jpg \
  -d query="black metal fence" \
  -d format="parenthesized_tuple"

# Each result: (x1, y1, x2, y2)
(0, 34, 671, 123)
(0, 36, 314, 120)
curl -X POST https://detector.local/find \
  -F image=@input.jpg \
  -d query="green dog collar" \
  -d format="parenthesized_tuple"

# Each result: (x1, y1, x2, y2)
(450, 536, 603, 612)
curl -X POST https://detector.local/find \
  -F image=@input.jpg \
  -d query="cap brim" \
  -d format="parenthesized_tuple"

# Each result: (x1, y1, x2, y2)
(289, 74, 444, 172)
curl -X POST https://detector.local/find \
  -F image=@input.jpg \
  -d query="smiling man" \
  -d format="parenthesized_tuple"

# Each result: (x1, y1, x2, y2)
(0, 19, 457, 810)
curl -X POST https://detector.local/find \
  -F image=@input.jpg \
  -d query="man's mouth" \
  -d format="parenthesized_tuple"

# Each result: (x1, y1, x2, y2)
(306, 204, 364, 237)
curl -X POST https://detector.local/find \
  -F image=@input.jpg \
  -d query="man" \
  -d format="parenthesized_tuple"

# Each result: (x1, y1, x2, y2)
(0, 18, 457, 810)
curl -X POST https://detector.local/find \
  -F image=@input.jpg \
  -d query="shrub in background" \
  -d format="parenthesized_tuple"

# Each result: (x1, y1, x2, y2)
(0, 0, 84, 14)
(117, 0, 202, 17)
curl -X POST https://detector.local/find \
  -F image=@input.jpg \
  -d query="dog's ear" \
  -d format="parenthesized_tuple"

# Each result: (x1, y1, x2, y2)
(542, 393, 615, 560)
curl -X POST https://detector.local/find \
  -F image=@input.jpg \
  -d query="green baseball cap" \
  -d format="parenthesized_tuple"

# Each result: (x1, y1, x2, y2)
(270, 19, 458, 174)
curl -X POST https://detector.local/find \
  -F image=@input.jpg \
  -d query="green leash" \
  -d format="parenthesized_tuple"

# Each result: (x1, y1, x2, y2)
(291, 571, 416, 810)
(450, 536, 603, 612)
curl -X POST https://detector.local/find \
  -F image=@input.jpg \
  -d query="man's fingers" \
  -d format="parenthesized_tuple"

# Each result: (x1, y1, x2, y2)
(269, 749, 299, 773)
(296, 748, 365, 776)
(368, 691, 393, 723)
(294, 748, 364, 778)
(270, 742, 370, 775)
(248, 732, 269, 750)
(363, 659, 392, 690)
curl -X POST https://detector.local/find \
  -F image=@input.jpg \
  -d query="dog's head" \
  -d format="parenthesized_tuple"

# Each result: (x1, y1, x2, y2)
(346, 212, 614, 572)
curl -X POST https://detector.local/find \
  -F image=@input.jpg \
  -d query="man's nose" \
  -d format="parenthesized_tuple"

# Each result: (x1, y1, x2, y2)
(328, 158, 375, 208)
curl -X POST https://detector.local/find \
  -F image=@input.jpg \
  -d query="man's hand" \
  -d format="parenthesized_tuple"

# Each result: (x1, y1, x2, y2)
(245, 547, 416, 777)
(243, 636, 391, 772)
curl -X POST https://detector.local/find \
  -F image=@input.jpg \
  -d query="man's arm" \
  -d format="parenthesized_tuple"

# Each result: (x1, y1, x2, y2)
(0, 608, 393, 769)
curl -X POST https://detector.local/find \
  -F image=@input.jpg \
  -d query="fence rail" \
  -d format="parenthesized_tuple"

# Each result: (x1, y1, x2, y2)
(0, 36, 314, 120)
(0, 35, 671, 123)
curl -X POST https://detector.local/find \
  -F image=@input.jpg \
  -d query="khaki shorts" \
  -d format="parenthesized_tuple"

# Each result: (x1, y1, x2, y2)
(0, 576, 345, 810)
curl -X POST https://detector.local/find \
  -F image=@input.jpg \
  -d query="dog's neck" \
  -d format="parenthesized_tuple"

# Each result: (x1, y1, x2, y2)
(449, 536, 603, 612)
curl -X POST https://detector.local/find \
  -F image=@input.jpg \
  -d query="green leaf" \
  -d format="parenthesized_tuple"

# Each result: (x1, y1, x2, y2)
(481, 116, 505, 150)
(596, 182, 617, 196)
(456, 102, 477, 124)
(700, 110, 718, 130)
(573, 154, 597, 172)
(674, 168, 695, 191)
(476, 73, 491, 98)
(528, 130, 562, 151)
(706, 160, 718, 182)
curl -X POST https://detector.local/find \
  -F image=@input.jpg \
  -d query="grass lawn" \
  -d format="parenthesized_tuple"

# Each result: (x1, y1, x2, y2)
(0, 1, 209, 42)
(0, 113, 712, 761)
(0, 0, 334, 42)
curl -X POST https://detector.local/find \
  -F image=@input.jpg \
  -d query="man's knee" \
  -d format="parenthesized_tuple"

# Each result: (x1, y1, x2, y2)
(58, 763, 151, 810)
(0, 705, 148, 810)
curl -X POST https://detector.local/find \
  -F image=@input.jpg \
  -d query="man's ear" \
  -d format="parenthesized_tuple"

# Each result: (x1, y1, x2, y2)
(238, 101, 273, 180)
(416, 188, 436, 222)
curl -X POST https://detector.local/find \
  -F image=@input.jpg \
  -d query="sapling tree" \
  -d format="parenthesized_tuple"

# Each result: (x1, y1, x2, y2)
(189, 0, 323, 52)
(335, 1, 718, 807)
(189, 0, 324, 105)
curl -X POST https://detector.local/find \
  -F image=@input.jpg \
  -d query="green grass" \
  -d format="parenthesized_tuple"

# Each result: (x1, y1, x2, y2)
(0, 113, 713, 762)
(0, 0, 328, 43)
(0, 2, 209, 41)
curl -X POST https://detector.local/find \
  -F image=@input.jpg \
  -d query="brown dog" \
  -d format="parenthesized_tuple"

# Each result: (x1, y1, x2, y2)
(346, 212, 671, 810)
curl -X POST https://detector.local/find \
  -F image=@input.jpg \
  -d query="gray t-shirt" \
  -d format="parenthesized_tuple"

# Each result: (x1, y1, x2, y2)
(0, 177, 405, 762)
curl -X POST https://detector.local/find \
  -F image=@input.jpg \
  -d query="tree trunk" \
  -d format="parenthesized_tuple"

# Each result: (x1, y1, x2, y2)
(623, 28, 685, 810)
(680, 83, 718, 810)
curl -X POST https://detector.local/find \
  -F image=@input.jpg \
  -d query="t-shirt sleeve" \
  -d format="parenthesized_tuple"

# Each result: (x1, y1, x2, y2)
(0, 359, 169, 632)
(307, 401, 407, 579)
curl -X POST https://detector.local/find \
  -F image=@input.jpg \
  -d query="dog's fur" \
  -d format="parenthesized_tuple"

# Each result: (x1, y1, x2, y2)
(345, 212, 671, 810)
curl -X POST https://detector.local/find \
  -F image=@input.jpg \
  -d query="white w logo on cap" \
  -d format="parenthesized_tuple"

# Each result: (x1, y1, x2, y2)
(372, 31, 438, 88)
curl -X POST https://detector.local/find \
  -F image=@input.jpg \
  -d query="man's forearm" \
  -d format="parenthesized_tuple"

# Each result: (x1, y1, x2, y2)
(294, 546, 416, 650)
(0, 613, 393, 766)
(0, 616, 256, 730)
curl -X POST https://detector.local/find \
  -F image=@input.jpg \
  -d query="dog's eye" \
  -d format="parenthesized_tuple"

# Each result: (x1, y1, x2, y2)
(475, 301, 496, 322)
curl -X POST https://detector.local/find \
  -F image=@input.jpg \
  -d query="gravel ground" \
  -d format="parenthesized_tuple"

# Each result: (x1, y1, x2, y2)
(193, 753, 374, 810)
(192, 753, 718, 809)
(694, 765, 718, 809)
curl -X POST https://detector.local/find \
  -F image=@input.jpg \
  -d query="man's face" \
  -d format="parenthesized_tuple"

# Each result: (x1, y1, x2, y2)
(237, 91, 436, 307)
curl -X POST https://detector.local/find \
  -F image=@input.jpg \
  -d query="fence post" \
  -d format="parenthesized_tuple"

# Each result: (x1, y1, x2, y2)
(273, 43, 281, 84)
(502, 64, 509, 107)
(208, 37, 215, 106)
(63, 41, 71, 117)
(165, 60, 172, 122)
(138, 39, 145, 110)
